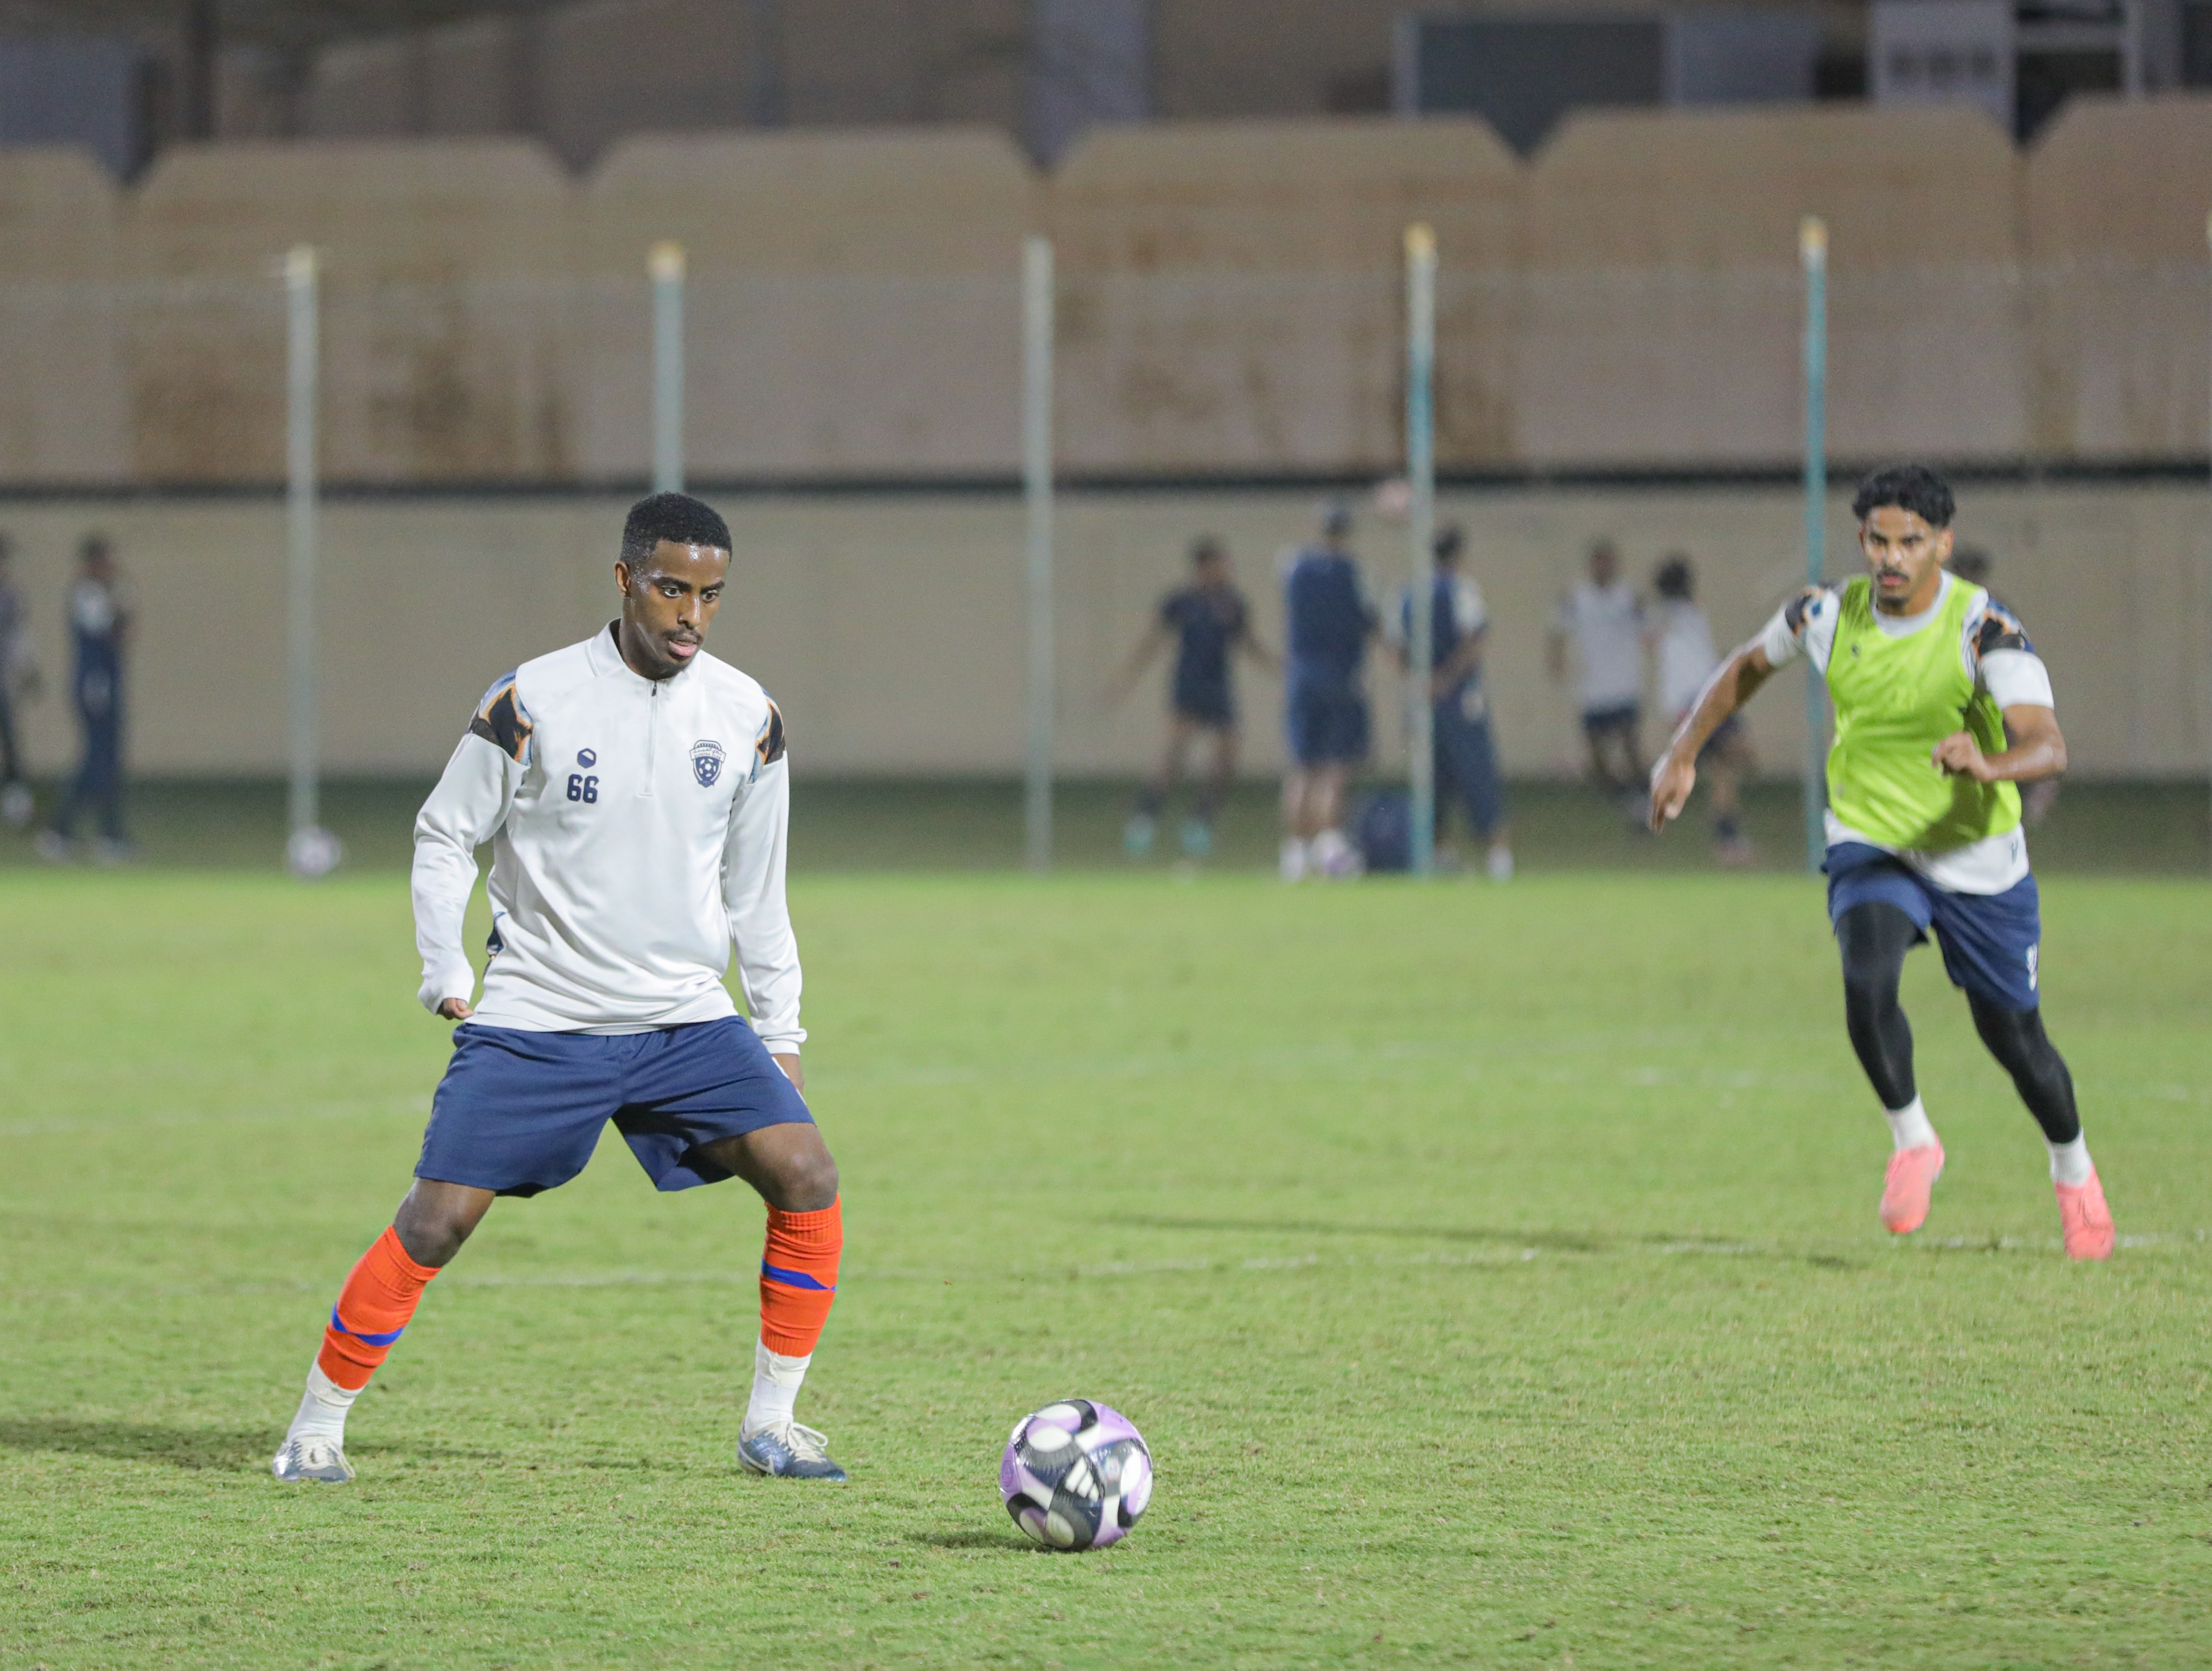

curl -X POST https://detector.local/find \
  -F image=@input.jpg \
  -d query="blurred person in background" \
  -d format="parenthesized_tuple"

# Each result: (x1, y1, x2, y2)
(1650, 555, 1754, 865)
(1279, 500, 1376, 880)
(1389, 524, 1512, 881)
(1548, 539, 1648, 823)
(1950, 546, 2057, 828)
(37, 535, 131, 862)
(0, 534, 39, 827)
(1113, 535, 1276, 862)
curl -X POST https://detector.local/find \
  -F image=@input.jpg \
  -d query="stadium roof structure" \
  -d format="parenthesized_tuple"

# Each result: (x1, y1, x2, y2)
(0, 0, 555, 138)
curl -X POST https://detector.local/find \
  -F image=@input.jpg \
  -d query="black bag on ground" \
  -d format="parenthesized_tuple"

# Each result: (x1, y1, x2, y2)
(1355, 787, 1411, 873)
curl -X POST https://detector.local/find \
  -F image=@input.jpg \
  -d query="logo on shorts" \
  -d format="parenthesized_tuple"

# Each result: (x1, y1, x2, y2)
(576, 747, 598, 768)
(690, 739, 727, 787)
(2026, 943, 2038, 992)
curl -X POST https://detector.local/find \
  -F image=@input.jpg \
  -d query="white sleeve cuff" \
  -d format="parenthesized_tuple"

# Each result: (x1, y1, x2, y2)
(1757, 602, 1801, 669)
(753, 1024, 807, 1055)
(419, 961, 477, 1014)
(1981, 649, 2054, 711)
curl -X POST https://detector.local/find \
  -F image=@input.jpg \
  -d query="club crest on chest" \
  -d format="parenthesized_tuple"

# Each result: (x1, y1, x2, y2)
(690, 738, 727, 787)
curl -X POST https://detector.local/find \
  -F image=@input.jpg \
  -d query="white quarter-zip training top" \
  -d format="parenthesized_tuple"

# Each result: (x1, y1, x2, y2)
(412, 623, 803, 1049)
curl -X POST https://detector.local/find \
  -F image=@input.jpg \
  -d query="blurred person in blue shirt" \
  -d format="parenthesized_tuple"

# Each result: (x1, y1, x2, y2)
(1113, 535, 1276, 861)
(1390, 524, 1512, 881)
(38, 535, 132, 862)
(1279, 501, 1376, 880)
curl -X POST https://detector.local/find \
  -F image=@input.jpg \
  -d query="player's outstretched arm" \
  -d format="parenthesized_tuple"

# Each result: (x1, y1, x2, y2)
(1933, 704, 2066, 785)
(1649, 642, 1775, 833)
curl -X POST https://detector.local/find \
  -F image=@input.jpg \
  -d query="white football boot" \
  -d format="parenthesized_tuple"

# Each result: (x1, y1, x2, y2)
(271, 1435, 355, 1483)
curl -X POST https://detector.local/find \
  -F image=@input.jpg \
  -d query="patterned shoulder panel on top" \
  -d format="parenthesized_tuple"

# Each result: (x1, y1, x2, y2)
(1971, 595, 2034, 658)
(467, 671, 534, 765)
(755, 697, 786, 769)
(1782, 583, 1838, 638)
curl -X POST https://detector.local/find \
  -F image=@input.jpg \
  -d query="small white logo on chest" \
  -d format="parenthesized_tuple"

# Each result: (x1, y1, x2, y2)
(690, 739, 727, 787)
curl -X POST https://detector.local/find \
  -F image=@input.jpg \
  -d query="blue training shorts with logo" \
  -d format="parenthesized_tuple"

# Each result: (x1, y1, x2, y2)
(1825, 841, 2042, 1012)
(416, 1016, 813, 1197)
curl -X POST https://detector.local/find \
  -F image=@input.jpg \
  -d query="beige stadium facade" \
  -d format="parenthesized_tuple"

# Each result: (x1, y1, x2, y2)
(0, 96, 2205, 782)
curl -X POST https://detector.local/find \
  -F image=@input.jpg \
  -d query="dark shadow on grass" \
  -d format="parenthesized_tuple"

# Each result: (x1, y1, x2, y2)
(1107, 1214, 1611, 1252)
(1106, 1215, 1866, 1270)
(910, 1528, 1035, 1553)
(0, 1417, 497, 1471)
(0, 1418, 273, 1470)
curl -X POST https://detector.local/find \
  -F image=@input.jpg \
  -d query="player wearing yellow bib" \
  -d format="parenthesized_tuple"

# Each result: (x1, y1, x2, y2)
(1649, 465, 2114, 1259)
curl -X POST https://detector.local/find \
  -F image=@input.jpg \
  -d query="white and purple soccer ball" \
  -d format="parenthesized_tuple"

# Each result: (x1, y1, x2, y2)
(1000, 1399, 1153, 1551)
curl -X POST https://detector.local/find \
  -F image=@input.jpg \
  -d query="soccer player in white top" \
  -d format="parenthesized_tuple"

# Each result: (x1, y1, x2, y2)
(272, 493, 852, 1484)
(1649, 465, 2114, 1258)
(1548, 539, 1647, 817)
(1648, 555, 1754, 865)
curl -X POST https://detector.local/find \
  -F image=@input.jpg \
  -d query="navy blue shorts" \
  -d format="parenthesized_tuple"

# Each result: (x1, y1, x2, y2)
(1286, 676, 1370, 766)
(1434, 693, 1506, 837)
(1172, 678, 1234, 729)
(1825, 842, 2042, 1012)
(416, 1017, 812, 1197)
(1582, 701, 1640, 738)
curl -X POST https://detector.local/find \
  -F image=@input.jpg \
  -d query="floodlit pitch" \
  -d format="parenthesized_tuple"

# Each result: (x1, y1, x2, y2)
(3, 867, 2208, 1666)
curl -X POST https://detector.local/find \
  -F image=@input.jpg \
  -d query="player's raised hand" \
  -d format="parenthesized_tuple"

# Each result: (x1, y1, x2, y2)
(438, 997, 473, 1020)
(1931, 730, 1993, 781)
(1648, 751, 1696, 833)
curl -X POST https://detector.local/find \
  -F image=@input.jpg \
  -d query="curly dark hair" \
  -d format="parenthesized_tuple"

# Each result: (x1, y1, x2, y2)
(1851, 464, 1955, 529)
(621, 492, 732, 564)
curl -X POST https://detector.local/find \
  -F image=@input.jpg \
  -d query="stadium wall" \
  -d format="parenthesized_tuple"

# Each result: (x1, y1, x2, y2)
(0, 480, 2203, 784)
(0, 97, 2205, 489)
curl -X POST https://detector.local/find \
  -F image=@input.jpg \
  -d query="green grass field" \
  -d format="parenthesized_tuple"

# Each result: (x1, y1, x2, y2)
(5, 861, 2211, 1668)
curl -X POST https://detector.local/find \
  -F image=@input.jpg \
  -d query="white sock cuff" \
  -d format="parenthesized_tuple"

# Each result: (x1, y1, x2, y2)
(306, 1363, 361, 1410)
(1883, 1096, 1938, 1151)
(755, 1339, 812, 1382)
(2047, 1135, 2094, 1187)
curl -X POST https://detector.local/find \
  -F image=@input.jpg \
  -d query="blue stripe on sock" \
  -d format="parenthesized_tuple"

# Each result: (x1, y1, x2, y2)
(329, 1306, 405, 1348)
(760, 1260, 834, 1292)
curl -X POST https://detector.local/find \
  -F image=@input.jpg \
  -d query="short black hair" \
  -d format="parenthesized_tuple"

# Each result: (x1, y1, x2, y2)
(1653, 555, 1692, 599)
(1851, 464, 1954, 529)
(621, 492, 732, 566)
(1319, 499, 1353, 539)
(1433, 524, 1465, 563)
(1189, 534, 1227, 566)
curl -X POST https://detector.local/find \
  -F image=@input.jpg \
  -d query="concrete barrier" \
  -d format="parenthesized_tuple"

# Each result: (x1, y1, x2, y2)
(0, 481, 2199, 784)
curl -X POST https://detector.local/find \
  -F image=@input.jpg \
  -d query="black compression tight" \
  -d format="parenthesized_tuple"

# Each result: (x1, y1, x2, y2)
(1966, 994, 2081, 1144)
(1836, 903, 1919, 1111)
(1834, 901, 2081, 1143)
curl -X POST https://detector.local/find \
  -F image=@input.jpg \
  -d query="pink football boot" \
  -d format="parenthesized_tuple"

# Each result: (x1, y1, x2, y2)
(1880, 1141, 1945, 1236)
(2055, 1169, 2115, 1261)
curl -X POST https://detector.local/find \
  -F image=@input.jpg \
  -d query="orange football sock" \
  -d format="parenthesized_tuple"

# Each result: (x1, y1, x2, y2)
(759, 1198, 842, 1357)
(316, 1227, 440, 1392)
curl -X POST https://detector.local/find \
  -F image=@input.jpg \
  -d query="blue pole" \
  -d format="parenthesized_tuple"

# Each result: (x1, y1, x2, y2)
(1800, 217, 1828, 874)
